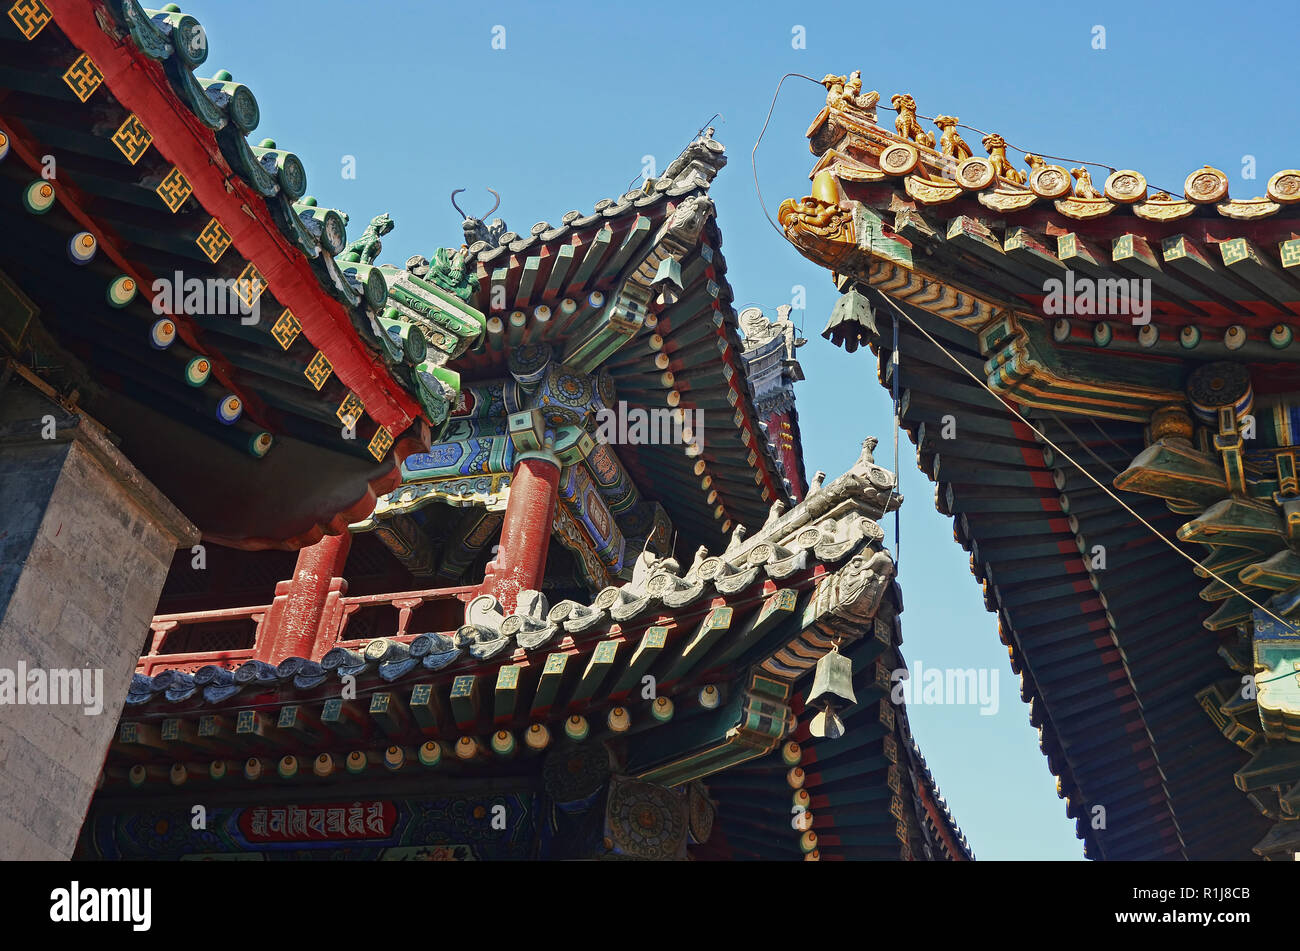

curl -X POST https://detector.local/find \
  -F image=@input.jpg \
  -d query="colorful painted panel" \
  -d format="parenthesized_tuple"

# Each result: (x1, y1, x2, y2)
(77, 794, 537, 860)
(559, 463, 625, 571)
(585, 443, 638, 514)
(450, 380, 518, 419)
(403, 422, 514, 483)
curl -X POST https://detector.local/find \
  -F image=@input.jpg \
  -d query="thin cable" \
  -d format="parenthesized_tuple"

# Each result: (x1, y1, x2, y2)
(892, 308, 901, 568)
(752, 72, 826, 237)
(876, 101, 1188, 202)
(874, 290, 1298, 634)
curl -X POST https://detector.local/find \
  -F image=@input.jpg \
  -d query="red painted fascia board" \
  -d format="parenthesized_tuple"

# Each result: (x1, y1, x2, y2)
(50, 0, 421, 437)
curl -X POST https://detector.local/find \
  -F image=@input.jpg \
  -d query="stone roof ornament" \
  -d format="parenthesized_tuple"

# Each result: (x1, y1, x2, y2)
(740, 304, 804, 357)
(451, 187, 507, 250)
(659, 136, 728, 190)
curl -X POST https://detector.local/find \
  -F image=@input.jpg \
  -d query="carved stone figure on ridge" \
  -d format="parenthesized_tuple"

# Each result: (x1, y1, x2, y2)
(981, 133, 1025, 184)
(660, 136, 728, 188)
(340, 212, 393, 264)
(740, 303, 804, 360)
(891, 94, 934, 149)
(1071, 167, 1101, 199)
(934, 115, 972, 161)
(451, 187, 507, 249)
(665, 195, 715, 244)
(821, 72, 847, 102)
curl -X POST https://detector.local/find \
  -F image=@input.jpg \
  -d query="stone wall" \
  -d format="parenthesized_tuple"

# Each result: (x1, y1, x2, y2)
(0, 379, 196, 859)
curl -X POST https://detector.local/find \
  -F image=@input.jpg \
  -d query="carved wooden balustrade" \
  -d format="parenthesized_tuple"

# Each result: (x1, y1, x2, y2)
(138, 584, 480, 676)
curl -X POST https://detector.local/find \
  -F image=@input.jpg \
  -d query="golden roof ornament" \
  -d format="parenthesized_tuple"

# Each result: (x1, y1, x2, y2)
(890, 94, 935, 149)
(822, 70, 879, 119)
(1104, 169, 1148, 204)
(1267, 170, 1300, 204)
(1184, 166, 1229, 204)
(1028, 160, 1073, 199)
(934, 116, 972, 161)
(1070, 167, 1101, 198)
(981, 133, 1025, 184)
(777, 168, 852, 241)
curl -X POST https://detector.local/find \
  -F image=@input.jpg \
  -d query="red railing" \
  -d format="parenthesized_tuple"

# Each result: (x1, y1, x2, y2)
(137, 584, 480, 676)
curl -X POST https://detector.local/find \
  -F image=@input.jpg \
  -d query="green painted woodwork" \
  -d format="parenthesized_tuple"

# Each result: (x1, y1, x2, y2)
(661, 607, 733, 684)
(494, 665, 522, 723)
(710, 588, 801, 667)
(570, 227, 613, 289)
(854, 204, 912, 268)
(369, 692, 404, 735)
(450, 675, 480, 730)
(569, 639, 620, 707)
(542, 244, 576, 299)
(530, 652, 572, 716)
(408, 683, 442, 730)
(609, 626, 668, 697)
(320, 699, 364, 739)
(1116, 440, 1229, 507)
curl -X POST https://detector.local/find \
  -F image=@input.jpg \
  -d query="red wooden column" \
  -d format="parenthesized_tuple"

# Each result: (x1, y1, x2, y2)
(255, 532, 353, 664)
(486, 450, 561, 614)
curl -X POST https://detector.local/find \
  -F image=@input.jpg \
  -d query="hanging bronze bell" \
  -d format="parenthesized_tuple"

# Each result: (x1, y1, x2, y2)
(808, 646, 856, 739)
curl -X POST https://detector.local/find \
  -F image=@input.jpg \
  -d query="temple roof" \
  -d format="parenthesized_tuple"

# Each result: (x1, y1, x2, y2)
(128, 440, 897, 707)
(349, 137, 806, 590)
(865, 309, 1268, 858)
(452, 136, 798, 535)
(775, 73, 1298, 859)
(0, 1, 486, 547)
(783, 78, 1300, 349)
(106, 442, 968, 859)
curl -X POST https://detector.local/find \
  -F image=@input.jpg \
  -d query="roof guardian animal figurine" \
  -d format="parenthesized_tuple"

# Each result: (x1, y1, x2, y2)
(981, 133, 1026, 185)
(339, 212, 393, 264)
(891, 93, 934, 150)
(452, 188, 507, 249)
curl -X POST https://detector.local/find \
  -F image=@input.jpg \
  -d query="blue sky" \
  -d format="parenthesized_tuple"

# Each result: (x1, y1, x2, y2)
(179, 0, 1300, 859)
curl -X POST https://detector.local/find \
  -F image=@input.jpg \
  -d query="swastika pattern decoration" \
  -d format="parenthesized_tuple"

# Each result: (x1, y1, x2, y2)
(337, 392, 364, 428)
(111, 114, 153, 166)
(303, 350, 333, 390)
(195, 217, 231, 263)
(62, 53, 103, 102)
(156, 167, 192, 213)
(271, 308, 300, 349)
(8, 0, 50, 39)
(1282, 239, 1300, 269)
(235, 262, 266, 310)
(368, 426, 393, 461)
